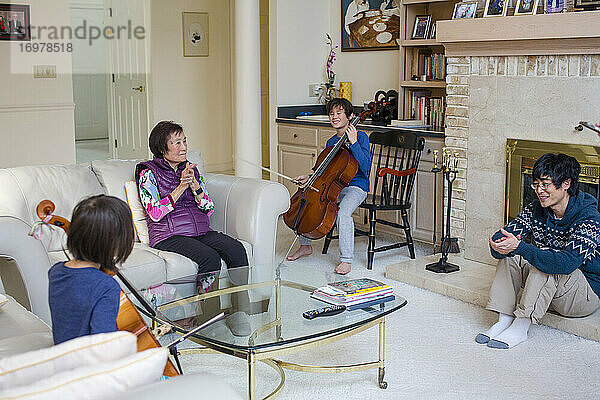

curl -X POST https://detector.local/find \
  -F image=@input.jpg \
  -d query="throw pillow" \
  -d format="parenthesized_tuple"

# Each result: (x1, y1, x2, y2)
(124, 180, 149, 244)
(0, 293, 7, 308)
(0, 331, 137, 390)
(0, 348, 168, 400)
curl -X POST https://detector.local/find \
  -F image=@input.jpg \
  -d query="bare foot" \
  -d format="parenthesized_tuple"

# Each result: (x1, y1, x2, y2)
(334, 262, 351, 275)
(286, 245, 313, 261)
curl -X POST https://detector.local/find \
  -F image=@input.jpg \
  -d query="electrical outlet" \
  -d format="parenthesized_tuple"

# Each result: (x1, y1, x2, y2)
(33, 65, 57, 79)
(308, 83, 320, 98)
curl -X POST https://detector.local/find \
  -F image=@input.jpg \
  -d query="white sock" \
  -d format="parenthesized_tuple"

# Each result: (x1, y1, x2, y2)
(488, 317, 531, 349)
(476, 313, 514, 343)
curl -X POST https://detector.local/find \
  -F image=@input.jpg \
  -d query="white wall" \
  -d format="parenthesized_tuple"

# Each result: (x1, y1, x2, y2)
(0, 0, 75, 168)
(150, 0, 233, 172)
(276, 0, 398, 106)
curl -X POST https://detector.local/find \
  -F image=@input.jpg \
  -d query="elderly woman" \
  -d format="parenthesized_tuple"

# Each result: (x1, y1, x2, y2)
(135, 121, 249, 336)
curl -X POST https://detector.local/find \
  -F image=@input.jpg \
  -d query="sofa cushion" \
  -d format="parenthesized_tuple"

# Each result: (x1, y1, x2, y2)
(0, 331, 137, 390)
(118, 245, 167, 290)
(91, 159, 141, 202)
(0, 348, 167, 400)
(0, 164, 106, 252)
(0, 295, 52, 354)
(124, 180, 149, 244)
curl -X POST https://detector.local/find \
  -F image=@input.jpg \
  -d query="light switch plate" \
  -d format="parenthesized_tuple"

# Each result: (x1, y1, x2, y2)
(33, 65, 57, 79)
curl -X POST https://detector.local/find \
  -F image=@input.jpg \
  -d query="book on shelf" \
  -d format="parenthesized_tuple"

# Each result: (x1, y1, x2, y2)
(310, 278, 395, 309)
(390, 119, 429, 128)
(411, 49, 446, 81)
(408, 90, 445, 130)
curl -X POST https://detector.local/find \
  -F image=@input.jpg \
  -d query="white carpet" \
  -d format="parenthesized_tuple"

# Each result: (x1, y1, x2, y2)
(175, 220, 600, 399)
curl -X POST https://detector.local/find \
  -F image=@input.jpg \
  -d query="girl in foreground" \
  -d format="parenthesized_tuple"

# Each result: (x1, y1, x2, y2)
(48, 195, 134, 344)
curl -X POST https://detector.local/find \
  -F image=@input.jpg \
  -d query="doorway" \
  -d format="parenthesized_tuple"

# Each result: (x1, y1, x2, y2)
(70, 0, 110, 163)
(71, 0, 150, 163)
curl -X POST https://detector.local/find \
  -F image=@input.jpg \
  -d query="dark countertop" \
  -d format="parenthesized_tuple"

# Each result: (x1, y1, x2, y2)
(276, 117, 445, 138)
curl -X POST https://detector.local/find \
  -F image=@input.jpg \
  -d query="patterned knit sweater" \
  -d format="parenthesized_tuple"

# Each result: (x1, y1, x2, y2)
(491, 192, 600, 296)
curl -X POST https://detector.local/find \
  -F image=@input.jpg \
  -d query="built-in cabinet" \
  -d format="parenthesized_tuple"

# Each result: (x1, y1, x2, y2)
(277, 122, 443, 245)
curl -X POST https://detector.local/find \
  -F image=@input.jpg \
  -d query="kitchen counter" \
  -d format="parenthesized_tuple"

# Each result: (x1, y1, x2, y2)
(276, 117, 445, 138)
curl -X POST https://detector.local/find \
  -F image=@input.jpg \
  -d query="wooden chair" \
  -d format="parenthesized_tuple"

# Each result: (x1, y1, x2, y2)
(322, 130, 425, 269)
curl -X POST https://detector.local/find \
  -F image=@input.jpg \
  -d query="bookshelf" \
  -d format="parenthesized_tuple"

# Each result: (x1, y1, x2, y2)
(399, 0, 460, 129)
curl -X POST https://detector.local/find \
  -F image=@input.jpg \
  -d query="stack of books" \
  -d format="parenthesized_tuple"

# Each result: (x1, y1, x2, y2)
(311, 278, 395, 311)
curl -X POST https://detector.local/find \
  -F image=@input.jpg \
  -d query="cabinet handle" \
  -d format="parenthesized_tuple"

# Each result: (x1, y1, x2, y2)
(293, 134, 298, 138)
(312, 153, 315, 157)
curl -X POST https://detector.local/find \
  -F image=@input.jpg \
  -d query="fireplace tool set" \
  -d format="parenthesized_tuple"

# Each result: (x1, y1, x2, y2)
(426, 148, 460, 273)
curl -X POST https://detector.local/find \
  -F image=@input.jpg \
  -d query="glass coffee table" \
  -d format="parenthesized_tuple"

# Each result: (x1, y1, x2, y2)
(133, 264, 407, 400)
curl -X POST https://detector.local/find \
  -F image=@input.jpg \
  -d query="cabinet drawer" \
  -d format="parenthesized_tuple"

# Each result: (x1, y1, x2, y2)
(278, 125, 318, 147)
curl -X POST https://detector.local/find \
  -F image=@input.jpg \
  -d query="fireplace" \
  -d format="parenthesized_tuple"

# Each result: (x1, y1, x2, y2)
(505, 139, 600, 223)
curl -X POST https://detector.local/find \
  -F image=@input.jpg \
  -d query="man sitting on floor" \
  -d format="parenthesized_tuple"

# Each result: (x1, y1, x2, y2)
(477, 153, 600, 349)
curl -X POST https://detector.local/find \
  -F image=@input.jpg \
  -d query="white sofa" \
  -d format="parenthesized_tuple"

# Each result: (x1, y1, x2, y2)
(0, 294, 243, 399)
(0, 150, 290, 325)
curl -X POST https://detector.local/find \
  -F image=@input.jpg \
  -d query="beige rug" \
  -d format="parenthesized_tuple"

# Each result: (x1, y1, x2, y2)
(171, 220, 600, 399)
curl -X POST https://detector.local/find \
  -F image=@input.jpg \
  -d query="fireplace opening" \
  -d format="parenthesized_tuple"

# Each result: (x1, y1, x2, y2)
(505, 139, 600, 223)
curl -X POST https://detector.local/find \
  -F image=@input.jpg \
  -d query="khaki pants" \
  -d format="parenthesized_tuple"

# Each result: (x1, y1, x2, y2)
(486, 255, 600, 324)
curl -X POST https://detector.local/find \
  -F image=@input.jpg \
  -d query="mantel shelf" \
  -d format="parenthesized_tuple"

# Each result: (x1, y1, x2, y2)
(437, 10, 600, 56)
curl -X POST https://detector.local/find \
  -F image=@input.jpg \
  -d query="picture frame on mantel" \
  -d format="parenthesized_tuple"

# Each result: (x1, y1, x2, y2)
(411, 15, 431, 40)
(341, 0, 400, 52)
(483, 0, 508, 17)
(515, 0, 539, 14)
(0, 4, 31, 41)
(545, 0, 565, 12)
(574, 0, 600, 11)
(452, 2, 477, 19)
(182, 12, 209, 57)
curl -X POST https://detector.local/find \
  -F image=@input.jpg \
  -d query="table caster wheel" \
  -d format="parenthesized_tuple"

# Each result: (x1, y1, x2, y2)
(379, 381, 388, 389)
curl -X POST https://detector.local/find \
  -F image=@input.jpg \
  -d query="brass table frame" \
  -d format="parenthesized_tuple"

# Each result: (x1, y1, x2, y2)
(154, 275, 396, 399)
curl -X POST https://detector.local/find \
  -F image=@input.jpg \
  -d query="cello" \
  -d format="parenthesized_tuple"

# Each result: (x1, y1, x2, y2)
(34, 200, 180, 377)
(283, 100, 385, 239)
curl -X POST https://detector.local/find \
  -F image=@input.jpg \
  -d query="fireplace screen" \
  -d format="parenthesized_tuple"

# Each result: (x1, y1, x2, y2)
(505, 139, 600, 223)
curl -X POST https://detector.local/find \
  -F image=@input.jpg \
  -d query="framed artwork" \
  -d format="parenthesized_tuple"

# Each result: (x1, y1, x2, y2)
(483, 0, 508, 16)
(411, 15, 432, 40)
(0, 4, 31, 41)
(545, 0, 564, 12)
(574, 0, 600, 10)
(341, 0, 400, 52)
(429, 22, 436, 40)
(452, 2, 478, 18)
(182, 12, 209, 57)
(515, 0, 539, 14)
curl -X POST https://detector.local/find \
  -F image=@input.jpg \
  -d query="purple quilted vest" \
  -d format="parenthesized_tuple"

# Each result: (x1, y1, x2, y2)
(136, 158, 210, 247)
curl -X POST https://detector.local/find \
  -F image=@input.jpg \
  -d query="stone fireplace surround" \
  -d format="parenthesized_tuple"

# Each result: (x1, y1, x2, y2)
(435, 11, 600, 267)
(385, 12, 600, 342)
(445, 55, 600, 266)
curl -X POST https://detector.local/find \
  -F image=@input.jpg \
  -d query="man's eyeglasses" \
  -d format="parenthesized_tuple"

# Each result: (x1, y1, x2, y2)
(530, 181, 553, 191)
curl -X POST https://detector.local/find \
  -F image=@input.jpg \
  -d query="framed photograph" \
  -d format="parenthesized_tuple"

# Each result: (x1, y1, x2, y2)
(574, 0, 600, 10)
(515, 0, 539, 14)
(545, 0, 564, 12)
(411, 15, 432, 40)
(483, 0, 508, 16)
(452, 2, 478, 18)
(0, 4, 31, 41)
(182, 12, 209, 57)
(429, 22, 436, 40)
(341, 0, 400, 52)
